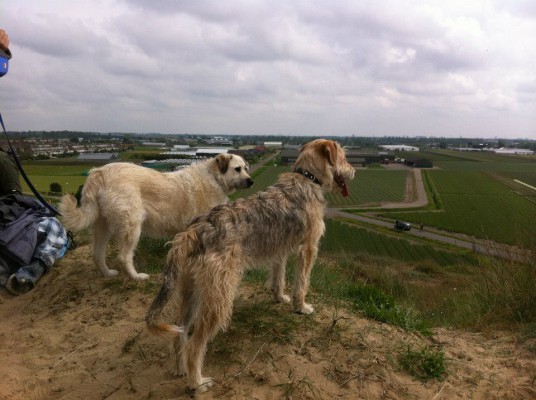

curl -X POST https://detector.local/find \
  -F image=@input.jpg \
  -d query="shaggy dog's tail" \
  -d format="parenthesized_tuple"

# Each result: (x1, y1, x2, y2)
(145, 264, 184, 335)
(58, 170, 104, 231)
(146, 231, 201, 336)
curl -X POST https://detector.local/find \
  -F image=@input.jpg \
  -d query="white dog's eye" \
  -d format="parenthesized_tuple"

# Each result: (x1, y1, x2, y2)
(235, 166, 242, 172)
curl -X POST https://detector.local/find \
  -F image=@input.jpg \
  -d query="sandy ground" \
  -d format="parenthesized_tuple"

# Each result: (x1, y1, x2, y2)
(0, 243, 535, 400)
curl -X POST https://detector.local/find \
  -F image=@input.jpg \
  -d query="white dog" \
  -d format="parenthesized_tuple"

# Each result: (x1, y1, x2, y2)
(59, 155, 253, 280)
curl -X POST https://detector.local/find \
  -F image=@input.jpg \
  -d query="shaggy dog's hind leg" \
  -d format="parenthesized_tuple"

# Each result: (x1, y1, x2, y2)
(185, 258, 242, 392)
(268, 255, 290, 304)
(173, 275, 197, 377)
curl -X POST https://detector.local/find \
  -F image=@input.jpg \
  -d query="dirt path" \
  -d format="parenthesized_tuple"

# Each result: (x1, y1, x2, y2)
(0, 244, 535, 400)
(390, 167, 428, 208)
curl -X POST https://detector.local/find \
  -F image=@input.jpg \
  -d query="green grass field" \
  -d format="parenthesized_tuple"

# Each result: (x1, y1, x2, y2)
(232, 166, 408, 206)
(20, 163, 91, 194)
(400, 149, 535, 163)
(383, 170, 536, 246)
(322, 219, 476, 267)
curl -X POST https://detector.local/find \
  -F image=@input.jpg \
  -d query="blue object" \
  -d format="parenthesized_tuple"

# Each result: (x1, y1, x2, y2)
(0, 56, 8, 77)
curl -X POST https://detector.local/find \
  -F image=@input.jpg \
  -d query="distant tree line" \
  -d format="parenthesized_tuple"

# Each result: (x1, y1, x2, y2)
(5, 130, 534, 150)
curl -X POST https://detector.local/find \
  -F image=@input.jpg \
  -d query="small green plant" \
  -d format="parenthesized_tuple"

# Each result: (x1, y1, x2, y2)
(347, 285, 432, 336)
(398, 345, 447, 381)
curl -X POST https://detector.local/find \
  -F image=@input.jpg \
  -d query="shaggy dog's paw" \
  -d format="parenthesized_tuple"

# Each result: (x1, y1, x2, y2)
(295, 303, 314, 315)
(191, 377, 214, 393)
(134, 273, 150, 281)
(275, 293, 291, 304)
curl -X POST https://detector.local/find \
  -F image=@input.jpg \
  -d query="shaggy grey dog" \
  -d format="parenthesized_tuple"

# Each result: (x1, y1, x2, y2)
(146, 139, 355, 392)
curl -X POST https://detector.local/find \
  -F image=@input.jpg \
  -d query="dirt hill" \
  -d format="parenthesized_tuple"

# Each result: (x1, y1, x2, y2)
(0, 244, 535, 399)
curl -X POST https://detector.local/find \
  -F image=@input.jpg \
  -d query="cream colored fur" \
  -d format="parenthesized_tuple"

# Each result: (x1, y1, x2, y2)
(59, 154, 252, 280)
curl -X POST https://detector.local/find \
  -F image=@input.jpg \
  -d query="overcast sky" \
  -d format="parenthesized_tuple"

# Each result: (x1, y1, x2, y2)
(1, 0, 535, 138)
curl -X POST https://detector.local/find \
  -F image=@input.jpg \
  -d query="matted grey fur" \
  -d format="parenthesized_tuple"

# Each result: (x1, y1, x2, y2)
(58, 155, 253, 280)
(146, 139, 355, 392)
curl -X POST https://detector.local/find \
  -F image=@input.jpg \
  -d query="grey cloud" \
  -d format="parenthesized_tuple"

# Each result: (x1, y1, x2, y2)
(1, 0, 534, 138)
(8, 11, 109, 58)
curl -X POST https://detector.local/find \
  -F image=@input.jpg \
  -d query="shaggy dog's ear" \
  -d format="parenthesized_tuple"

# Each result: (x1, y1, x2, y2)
(215, 154, 231, 174)
(320, 140, 338, 166)
(303, 139, 338, 166)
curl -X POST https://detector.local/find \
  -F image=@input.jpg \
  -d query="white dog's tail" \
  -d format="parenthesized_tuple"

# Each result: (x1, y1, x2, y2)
(58, 169, 103, 231)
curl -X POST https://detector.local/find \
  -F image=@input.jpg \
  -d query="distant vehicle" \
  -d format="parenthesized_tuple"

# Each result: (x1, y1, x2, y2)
(394, 220, 411, 231)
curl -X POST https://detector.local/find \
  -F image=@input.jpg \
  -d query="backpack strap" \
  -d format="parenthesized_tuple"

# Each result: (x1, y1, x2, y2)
(0, 113, 60, 216)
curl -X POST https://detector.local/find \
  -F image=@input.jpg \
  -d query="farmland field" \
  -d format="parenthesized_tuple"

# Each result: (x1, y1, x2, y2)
(400, 149, 534, 163)
(324, 169, 407, 206)
(18, 154, 536, 249)
(230, 166, 290, 200)
(233, 166, 408, 206)
(500, 170, 536, 188)
(435, 160, 536, 172)
(382, 170, 536, 246)
(322, 219, 476, 267)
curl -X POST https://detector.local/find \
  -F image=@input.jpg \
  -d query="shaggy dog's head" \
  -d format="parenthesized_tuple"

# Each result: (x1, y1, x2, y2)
(212, 154, 253, 193)
(294, 139, 355, 196)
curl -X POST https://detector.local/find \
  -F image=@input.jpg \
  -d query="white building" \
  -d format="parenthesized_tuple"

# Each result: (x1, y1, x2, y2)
(378, 145, 419, 152)
(264, 142, 283, 148)
(494, 147, 534, 155)
(196, 148, 230, 156)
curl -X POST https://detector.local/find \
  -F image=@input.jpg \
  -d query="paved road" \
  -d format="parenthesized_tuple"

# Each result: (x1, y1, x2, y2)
(326, 208, 530, 262)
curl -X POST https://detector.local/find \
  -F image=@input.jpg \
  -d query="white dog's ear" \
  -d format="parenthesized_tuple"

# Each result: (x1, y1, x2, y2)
(215, 154, 231, 173)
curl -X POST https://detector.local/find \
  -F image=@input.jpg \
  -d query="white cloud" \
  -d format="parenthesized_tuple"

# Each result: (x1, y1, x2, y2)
(0, 0, 534, 138)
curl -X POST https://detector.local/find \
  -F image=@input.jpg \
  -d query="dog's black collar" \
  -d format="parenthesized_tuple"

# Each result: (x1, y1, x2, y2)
(294, 167, 322, 186)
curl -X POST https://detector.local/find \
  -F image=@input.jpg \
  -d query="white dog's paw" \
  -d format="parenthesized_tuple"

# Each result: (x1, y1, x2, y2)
(173, 369, 186, 378)
(275, 293, 291, 304)
(193, 377, 214, 393)
(295, 303, 315, 315)
(133, 273, 150, 281)
(103, 269, 119, 277)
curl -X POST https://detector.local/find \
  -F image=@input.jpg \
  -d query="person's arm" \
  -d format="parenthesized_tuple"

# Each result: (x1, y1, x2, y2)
(0, 29, 12, 59)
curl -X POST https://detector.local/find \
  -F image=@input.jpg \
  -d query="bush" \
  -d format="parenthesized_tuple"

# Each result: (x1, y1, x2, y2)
(50, 182, 63, 193)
